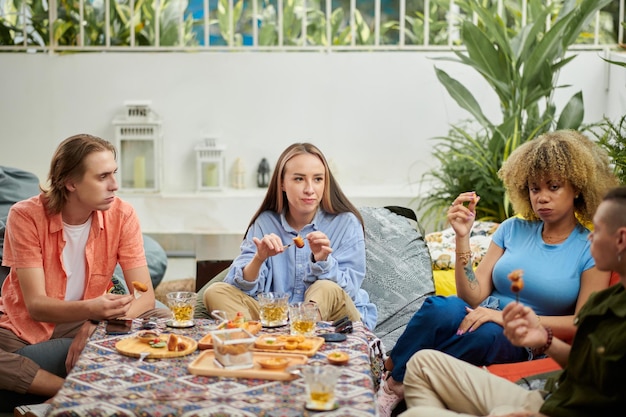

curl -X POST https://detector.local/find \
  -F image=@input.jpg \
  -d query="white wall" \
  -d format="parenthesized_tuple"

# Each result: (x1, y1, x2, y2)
(0, 50, 624, 241)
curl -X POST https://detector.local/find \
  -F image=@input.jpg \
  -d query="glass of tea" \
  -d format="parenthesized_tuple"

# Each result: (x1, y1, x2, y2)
(166, 291, 197, 327)
(257, 292, 289, 327)
(289, 301, 318, 337)
(302, 365, 341, 411)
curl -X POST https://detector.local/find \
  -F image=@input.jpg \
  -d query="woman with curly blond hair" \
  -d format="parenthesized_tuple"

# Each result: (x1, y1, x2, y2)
(378, 130, 619, 417)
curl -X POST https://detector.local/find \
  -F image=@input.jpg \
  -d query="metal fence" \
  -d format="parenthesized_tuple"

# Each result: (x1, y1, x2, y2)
(0, 0, 624, 52)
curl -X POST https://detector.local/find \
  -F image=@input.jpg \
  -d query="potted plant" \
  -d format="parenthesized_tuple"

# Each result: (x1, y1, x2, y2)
(417, 0, 614, 229)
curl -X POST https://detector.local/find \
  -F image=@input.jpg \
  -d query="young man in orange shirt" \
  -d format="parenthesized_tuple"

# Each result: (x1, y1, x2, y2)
(0, 134, 170, 416)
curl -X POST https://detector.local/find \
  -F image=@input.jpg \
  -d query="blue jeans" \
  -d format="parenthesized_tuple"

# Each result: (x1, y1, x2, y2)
(389, 295, 528, 382)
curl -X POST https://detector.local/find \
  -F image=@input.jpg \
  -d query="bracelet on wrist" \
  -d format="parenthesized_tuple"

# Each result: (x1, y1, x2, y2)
(456, 250, 472, 266)
(531, 326, 553, 357)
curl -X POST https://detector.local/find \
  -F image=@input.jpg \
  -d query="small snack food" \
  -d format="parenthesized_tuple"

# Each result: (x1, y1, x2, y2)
(293, 235, 305, 248)
(254, 336, 286, 350)
(137, 330, 160, 344)
(508, 269, 524, 302)
(327, 350, 349, 365)
(167, 334, 179, 351)
(132, 281, 148, 299)
(258, 356, 290, 370)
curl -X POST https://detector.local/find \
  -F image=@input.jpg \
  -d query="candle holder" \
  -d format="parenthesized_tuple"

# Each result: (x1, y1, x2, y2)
(195, 136, 226, 191)
(112, 100, 162, 193)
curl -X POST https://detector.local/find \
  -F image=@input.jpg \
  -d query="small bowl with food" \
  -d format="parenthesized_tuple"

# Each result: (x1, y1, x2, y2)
(136, 330, 161, 344)
(258, 356, 290, 370)
(327, 350, 350, 365)
(254, 336, 286, 350)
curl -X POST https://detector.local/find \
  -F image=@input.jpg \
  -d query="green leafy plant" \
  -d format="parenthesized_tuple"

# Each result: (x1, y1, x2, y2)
(417, 0, 613, 230)
(0, 0, 50, 46)
(1, 0, 198, 47)
(387, 0, 454, 46)
(587, 115, 626, 185)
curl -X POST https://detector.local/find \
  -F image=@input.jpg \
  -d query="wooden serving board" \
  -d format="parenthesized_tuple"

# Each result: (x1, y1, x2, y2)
(253, 335, 325, 357)
(115, 334, 197, 359)
(188, 350, 307, 380)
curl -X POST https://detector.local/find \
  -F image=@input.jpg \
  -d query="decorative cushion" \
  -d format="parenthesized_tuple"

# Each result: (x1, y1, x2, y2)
(0, 166, 40, 289)
(433, 270, 457, 296)
(425, 221, 499, 270)
(359, 207, 436, 352)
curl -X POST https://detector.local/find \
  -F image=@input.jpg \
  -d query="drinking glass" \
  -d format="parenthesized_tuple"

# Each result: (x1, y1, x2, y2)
(166, 291, 197, 327)
(257, 292, 289, 327)
(301, 365, 341, 410)
(289, 302, 318, 336)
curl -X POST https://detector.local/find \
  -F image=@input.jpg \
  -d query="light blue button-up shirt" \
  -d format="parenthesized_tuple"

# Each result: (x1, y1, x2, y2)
(224, 209, 377, 330)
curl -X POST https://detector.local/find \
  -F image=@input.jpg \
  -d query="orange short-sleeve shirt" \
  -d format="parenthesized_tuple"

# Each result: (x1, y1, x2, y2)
(0, 195, 146, 344)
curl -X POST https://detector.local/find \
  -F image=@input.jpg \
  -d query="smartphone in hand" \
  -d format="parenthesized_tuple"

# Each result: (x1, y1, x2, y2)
(105, 319, 133, 335)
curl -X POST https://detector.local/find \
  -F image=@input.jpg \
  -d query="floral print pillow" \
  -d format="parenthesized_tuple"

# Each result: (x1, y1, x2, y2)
(425, 221, 499, 270)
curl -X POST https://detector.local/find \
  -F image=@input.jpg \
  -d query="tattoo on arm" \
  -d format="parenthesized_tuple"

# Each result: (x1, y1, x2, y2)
(464, 261, 478, 290)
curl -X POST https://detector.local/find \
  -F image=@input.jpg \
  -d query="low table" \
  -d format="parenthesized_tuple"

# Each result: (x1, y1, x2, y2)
(47, 319, 378, 416)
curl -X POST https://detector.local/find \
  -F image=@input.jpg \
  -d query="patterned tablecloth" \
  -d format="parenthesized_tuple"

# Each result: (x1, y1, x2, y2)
(47, 319, 378, 417)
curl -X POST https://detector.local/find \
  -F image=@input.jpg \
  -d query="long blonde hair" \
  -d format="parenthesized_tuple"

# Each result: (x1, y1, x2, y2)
(245, 143, 363, 233)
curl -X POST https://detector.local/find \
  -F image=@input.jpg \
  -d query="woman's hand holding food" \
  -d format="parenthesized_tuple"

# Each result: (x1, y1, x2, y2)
(448, 192, 480, 238)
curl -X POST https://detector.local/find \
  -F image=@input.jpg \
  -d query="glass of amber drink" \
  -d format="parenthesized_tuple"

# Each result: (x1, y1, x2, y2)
(166, 291, 197, 327)
(302, 365, 341, 411)
(258, 292, 289, 327)
(289, 302, 318, 336)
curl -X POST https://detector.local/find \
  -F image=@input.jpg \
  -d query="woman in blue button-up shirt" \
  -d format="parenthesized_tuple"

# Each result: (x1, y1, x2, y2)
(204, 143, 377, 330)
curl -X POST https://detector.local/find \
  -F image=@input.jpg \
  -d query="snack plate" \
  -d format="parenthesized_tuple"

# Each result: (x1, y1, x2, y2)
(253, 335, 325, 357)
(198, 321, 263, 350)
(115, 334, 197, 359)
(188, 350, 308, 380)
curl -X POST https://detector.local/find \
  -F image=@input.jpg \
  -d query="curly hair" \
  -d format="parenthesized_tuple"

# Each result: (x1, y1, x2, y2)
(498, 130, 618, 223)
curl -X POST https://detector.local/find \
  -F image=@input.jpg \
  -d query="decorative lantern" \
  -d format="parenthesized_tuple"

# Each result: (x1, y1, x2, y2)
(112, 100, 162, 192)
(195, 137, 226, 191)
(257, 158, 270, 188)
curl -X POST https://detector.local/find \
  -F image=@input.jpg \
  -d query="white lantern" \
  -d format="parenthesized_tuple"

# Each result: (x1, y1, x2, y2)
(112, 100, 162, 192)
(195, 137, 226, 191)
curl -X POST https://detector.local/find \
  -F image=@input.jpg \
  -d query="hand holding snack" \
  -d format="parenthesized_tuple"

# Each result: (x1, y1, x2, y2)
(508, 269, 524, 302)
(132, 280, 148, 299)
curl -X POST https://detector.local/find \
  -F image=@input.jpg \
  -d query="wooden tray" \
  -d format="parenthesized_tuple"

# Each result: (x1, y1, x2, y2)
(253, 334, 325, 357)
(115, 334, 197, 359)
(188, 350, 307, 380)
(198, 322, 262, 350)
